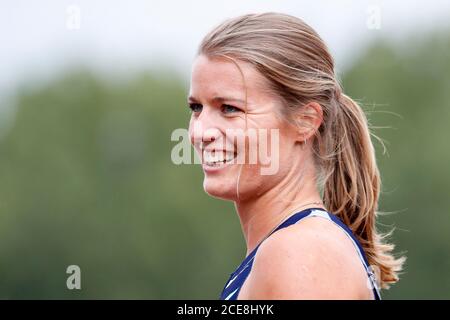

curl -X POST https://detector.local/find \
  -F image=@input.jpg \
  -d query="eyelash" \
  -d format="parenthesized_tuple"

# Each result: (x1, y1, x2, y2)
(188, 103, 203, 113)
(188, 103, 242, 114)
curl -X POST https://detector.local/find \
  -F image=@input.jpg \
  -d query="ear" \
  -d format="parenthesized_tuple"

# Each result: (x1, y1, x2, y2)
(292, 101, 324, 143)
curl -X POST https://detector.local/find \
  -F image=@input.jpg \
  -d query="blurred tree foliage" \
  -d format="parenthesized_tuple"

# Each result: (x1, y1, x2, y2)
(0, 32, 449, 299)
(0, 69, 243, 299)
(342, 32, 450, 299)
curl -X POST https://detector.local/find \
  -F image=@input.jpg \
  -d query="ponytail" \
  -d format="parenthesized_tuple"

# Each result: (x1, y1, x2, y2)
(322, 92, 406, 288)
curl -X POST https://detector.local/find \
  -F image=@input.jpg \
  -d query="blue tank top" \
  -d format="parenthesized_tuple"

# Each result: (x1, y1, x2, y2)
(219, 207, 382, 300)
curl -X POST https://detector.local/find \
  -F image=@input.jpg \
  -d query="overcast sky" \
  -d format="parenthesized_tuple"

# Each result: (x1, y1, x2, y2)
(1, 0, 450, 96)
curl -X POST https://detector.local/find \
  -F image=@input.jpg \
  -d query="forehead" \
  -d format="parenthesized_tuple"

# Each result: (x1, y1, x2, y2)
(189, 55, 270, 100)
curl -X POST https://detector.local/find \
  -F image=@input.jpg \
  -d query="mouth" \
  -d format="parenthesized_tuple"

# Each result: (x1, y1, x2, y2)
(202, 150, 237, 169)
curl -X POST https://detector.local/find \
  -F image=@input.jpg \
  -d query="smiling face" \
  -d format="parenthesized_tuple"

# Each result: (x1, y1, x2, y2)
(188, 54, 303, 202)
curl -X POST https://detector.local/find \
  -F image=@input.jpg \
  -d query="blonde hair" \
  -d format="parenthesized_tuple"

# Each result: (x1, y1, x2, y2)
(197, 12, 405, 289)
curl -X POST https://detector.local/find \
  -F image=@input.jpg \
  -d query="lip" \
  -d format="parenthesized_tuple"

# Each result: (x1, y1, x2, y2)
(202, 155, 237, 173)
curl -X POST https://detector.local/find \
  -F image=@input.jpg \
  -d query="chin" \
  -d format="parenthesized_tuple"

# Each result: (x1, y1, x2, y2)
(203, 178, 237, 201)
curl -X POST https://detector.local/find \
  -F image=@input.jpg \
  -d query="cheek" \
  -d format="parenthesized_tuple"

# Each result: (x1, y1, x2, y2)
(237, 129, 293, 192)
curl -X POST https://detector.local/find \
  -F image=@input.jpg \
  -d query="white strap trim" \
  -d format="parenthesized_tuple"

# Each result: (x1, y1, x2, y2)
(224, 287, 239, 300)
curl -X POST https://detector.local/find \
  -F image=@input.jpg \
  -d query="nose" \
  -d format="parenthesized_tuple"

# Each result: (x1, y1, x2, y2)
(189, 111, 221, 150)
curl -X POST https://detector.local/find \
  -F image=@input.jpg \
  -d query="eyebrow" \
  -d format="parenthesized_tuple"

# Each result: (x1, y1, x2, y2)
(188, 96, 246, 104)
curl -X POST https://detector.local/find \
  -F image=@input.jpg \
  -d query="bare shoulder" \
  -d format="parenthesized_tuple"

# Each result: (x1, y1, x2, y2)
(242, 216, 373, 299)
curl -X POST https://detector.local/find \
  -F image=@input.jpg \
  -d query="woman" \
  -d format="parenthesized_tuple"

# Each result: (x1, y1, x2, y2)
(187, 12, 405, 300)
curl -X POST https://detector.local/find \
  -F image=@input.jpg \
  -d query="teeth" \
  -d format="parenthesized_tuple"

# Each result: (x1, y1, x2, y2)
(203, 151, 236, 165)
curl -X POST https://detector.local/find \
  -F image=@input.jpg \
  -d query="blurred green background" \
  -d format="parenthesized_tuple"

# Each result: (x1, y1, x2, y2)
(0, 30, 449, 299)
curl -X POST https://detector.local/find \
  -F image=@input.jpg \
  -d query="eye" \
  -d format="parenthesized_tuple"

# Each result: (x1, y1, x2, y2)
(188, 103, 202, 113)
(221, 104, 242, 114)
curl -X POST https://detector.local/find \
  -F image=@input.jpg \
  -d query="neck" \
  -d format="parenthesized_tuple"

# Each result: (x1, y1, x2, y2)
(234, 162, 324, 257)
